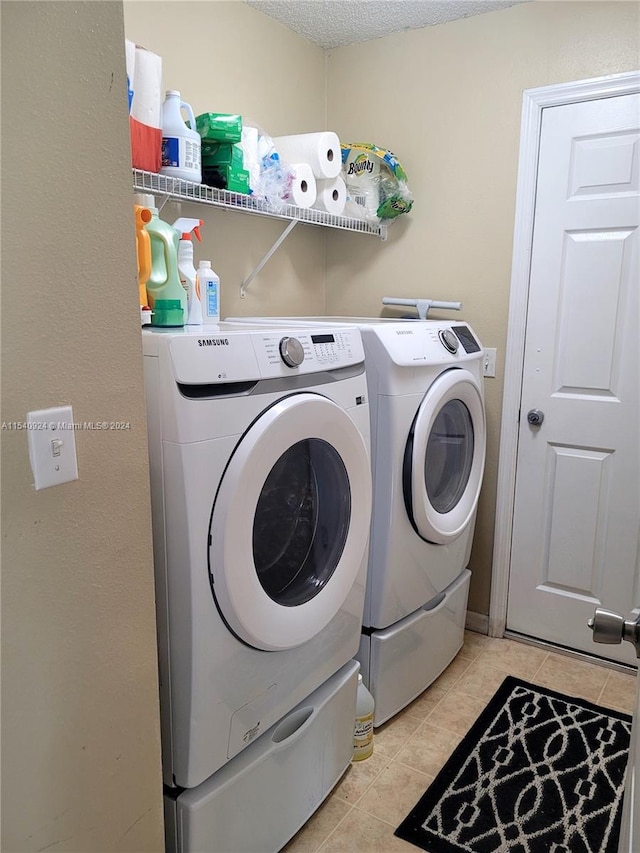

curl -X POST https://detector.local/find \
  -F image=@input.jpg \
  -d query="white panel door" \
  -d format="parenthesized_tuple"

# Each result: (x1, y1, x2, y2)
(506, 93, 640, 664)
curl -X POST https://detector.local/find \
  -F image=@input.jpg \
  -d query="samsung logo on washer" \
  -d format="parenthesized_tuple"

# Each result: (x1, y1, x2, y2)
(198, 338, 230, 347)
(396, 330, 413, 335)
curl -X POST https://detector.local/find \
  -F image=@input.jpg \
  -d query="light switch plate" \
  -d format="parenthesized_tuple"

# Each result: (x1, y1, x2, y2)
(27, 406, 79, 490)
(483, 348, 497, 378)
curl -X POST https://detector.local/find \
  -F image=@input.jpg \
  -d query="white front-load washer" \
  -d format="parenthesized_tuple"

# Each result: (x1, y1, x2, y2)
(143, 323, 372, 852)
(226, 316, 486, 725)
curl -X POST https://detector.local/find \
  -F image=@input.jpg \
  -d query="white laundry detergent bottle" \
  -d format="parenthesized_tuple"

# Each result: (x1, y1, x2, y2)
(353, 673, 374, 761)
(161, 90, 202, 183)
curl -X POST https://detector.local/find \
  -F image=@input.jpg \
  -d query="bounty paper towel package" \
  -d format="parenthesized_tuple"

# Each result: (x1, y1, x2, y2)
(341, 143, 413, 223)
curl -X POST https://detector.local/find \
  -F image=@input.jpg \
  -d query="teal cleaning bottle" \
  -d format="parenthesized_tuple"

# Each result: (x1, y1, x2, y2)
(135, 193, 186, 327)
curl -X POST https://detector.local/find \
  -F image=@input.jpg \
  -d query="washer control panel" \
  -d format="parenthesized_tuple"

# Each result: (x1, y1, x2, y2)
(254, 328, 364, 375)
(145, 324, 365, 385)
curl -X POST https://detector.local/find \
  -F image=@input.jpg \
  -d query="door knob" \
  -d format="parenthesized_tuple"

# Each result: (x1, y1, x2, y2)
(527, 409, 544, 426)
(588, 607, 640, 657)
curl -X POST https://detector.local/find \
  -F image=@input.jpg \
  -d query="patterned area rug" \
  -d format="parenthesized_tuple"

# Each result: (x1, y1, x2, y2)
(395, 675, 631, 853)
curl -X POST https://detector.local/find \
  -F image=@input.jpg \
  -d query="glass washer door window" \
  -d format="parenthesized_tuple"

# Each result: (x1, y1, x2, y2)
(405, 369, 486, 545)
(209, 392, 372, 651)
(253, 438, 351, 607)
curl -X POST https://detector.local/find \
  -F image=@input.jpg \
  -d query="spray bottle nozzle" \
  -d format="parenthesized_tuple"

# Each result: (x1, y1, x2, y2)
(173, 217, 204, 242)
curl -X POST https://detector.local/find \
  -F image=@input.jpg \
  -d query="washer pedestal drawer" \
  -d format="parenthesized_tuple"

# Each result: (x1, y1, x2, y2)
(165, 659, 359, 853)
(359, 569, 470, 726)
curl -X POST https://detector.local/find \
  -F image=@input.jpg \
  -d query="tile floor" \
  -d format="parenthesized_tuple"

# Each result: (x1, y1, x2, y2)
(282, 632, 637, 853)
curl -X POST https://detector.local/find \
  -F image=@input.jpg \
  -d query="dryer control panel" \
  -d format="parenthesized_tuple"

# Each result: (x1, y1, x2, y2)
(371, 321, 483, 367)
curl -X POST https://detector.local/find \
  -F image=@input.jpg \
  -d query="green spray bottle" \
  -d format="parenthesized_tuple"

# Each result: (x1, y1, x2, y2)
(135, 193, 186, 327)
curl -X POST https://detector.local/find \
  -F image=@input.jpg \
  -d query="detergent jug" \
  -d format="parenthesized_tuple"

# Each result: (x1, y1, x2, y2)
(161, 90, 202, 183)
(135, 193, 186, 327)
(134, 203, 153, 325)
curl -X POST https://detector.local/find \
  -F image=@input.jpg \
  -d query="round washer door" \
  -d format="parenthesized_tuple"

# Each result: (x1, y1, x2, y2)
(209, 392, 372, 651)
(404, 369, 485, 544)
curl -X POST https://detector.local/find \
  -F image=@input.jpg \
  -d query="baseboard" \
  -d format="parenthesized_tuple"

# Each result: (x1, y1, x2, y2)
(465, 611, 489, 635)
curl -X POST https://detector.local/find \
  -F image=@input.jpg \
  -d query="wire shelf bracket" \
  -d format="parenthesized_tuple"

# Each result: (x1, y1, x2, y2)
(240, 220, 298, 298)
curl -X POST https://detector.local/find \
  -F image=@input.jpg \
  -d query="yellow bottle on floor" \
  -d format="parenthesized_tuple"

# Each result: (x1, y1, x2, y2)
(353, 673, 374, 761)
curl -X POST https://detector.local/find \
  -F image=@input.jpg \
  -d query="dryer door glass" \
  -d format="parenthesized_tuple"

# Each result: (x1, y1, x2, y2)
(253, 438, 350, 607)
(424, 400, 474, 514)
(404, 369, 486, 545)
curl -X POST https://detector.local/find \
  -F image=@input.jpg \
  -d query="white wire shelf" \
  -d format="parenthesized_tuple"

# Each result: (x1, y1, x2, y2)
(132, 169, 387, 240)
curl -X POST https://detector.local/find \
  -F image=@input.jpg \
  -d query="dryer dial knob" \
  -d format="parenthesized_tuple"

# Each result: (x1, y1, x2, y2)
(279, 336, 305, 368)
(439, 329, 459, 354)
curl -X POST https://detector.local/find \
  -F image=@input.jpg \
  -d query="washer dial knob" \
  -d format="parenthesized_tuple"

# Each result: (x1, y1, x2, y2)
(439, 329, 459, 354)
(279, 336, 305, 368)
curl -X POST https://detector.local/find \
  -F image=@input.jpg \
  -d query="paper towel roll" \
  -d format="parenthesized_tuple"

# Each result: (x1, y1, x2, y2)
(312, 176, 347, 216)
(275, 132, 341, 180)
(125, 39, 136, 113)
(131, 46, 162, 127)
(288, 163, 317, 209)
(129, 45, 163, 172)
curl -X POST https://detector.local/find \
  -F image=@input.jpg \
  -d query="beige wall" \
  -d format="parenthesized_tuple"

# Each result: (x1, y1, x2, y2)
(123, 0, 328, 319)
(1, 3, 163, 851)
(325, 1, 640, 614)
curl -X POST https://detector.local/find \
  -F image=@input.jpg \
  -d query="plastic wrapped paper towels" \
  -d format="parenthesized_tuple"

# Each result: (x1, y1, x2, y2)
(341, 142, 413, 223)
(274, 132, 341, 180)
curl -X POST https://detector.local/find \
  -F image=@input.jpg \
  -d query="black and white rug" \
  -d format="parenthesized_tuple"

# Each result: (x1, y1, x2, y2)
(395, 675, 632, 853)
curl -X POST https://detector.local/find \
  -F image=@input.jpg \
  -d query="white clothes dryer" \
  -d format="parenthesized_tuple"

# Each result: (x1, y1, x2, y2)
(143, 323, 372, 844)
(226, 317, 486, 725)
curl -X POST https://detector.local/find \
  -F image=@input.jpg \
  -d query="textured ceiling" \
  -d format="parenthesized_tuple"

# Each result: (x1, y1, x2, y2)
(244, 0, 528, 49)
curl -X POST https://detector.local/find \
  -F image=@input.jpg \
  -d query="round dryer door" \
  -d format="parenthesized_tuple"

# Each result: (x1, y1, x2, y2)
(209, 392, 372, 651)
(404, 368, 486, 544)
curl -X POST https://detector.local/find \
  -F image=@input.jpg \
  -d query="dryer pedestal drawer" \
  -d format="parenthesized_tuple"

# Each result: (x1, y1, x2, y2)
(359, 569, 470, 727)
(165, 660, 359, 853)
